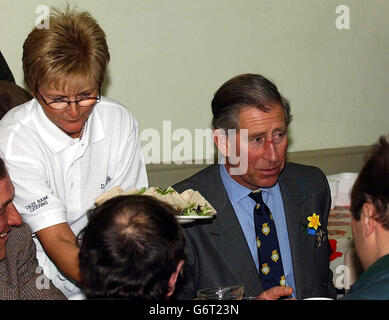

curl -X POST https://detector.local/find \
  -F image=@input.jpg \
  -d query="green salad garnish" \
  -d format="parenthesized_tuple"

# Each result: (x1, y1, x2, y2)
(137, 187, 147, 195)
(156, 187, 175, 195)
(178, 203, 213, 216)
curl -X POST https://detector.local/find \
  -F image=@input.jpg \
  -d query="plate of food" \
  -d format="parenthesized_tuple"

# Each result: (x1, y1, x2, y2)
(95, 186, 217, 224)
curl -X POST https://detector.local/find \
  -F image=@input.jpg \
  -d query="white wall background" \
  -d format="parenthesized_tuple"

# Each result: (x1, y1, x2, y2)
(1, 0, 388, 162)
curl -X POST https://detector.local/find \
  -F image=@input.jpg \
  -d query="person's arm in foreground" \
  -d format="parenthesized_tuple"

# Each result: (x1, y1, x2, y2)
(35, 222, 82, 283)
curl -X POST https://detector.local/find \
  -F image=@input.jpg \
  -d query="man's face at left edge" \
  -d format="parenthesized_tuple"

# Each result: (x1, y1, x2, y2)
(0, 174, 23, 260)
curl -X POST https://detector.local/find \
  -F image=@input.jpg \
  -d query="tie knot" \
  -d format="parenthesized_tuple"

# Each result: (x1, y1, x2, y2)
(248, 190, 264, 204)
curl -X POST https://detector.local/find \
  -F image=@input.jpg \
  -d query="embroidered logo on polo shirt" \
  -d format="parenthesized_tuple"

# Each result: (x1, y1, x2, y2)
(25, 195, 49, 212)
(100, 176, 112, 189)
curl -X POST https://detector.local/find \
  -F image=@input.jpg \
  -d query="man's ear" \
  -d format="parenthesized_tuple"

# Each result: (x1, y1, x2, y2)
(361, 202, 376, 237)
(166, 260, 184, 298)
(212, 129, 228, 157)
(213, 129, 228, 158)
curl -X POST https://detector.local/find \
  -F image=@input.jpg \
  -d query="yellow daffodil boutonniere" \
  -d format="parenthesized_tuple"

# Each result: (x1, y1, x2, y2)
(307, 213, 321, 230)
(301, 213, 321, 235)
(300, 213, 328, 247)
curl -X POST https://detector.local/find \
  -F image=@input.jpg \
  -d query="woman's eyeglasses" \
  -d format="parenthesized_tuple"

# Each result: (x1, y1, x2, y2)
(39, 89, 101, 110)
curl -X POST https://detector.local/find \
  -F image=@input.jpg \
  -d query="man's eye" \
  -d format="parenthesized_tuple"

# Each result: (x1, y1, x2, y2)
(252, 137, 264, 144)
(273, 133, 286, 143)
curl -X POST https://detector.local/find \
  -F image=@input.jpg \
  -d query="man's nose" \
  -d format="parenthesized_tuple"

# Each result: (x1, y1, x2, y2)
(263, 139, 277, 161)
(7, 203, 23, 227)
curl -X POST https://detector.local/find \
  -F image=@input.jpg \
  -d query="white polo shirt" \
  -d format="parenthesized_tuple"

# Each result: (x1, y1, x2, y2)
(0, 96, 148, 299)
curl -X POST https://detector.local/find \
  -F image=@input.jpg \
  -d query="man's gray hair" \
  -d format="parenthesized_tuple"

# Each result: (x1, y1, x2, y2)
(211, 73, 292, 131)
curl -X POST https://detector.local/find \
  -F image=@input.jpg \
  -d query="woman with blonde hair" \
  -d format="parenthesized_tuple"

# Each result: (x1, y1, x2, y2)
(0, 6, 148, 299)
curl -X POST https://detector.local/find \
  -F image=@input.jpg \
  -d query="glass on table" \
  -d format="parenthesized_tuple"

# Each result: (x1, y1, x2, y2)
(197, 284, 244, 300)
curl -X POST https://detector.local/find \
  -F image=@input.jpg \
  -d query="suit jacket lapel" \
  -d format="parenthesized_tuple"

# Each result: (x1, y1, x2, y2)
(278, 164, 311, 298)
(202, 165, 263, 295)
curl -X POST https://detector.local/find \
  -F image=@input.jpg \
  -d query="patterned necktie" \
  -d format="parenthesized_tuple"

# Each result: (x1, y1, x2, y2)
(249, 190, 286, 290)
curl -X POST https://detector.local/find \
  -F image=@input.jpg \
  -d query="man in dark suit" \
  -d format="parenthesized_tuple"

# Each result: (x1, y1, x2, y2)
(173, 74, 336, 300)
(0, 157, 66, 299)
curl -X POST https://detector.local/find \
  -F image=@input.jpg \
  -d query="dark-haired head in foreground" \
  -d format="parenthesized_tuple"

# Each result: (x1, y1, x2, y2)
(350, 136, 389, 269)
(341, 135, 389, 300)
(78, 195, 185, 300)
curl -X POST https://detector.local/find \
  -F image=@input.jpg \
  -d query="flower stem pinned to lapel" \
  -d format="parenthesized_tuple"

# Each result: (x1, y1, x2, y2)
(300, 213, 327, 247)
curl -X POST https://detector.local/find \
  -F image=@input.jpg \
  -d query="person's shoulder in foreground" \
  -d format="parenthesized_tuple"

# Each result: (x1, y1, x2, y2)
(341, 254, 389, 300)
(1, 222, 66, 300)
